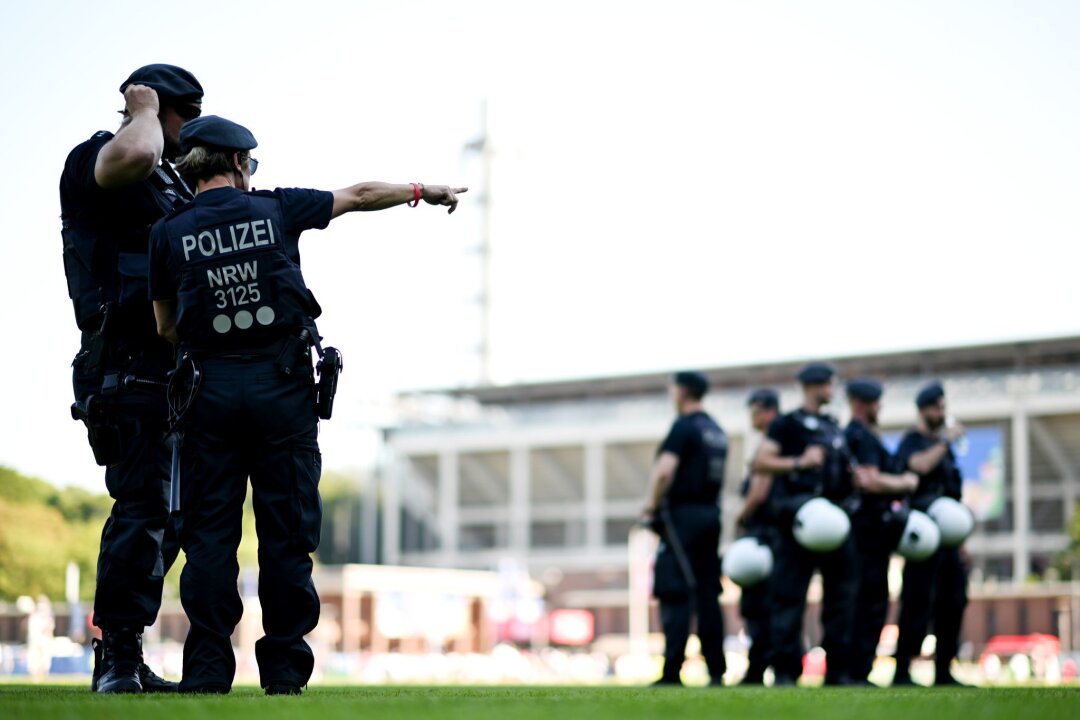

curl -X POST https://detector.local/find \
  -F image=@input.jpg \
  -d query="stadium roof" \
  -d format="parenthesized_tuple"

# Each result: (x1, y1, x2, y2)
(428, 335, 1080, 406)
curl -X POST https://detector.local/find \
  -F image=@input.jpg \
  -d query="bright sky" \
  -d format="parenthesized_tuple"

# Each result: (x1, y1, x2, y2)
(1, 0, 1078, 490)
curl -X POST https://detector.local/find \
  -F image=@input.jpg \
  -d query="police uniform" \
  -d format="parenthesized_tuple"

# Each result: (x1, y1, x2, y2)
(147, 117, 328, 694)
(59, 64, 202, 693)
(892, 383, 969, 685)
(737, 388, 779, 684)
(843, 379, 904, 683)
(652, 372, 728, 685)
(765, 363, 858, 685)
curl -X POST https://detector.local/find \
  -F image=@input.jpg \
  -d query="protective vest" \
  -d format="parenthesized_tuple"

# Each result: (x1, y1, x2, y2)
(61, 156, 192, 335)
(788, 409, 853, 502)
(163, 191, 320, 353)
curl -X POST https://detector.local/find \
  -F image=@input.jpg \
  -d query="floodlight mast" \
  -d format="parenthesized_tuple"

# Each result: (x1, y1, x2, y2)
(464, 99, 494, 386)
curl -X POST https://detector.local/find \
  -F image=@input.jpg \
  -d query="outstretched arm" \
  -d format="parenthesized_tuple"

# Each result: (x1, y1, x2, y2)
(95, 85, 165, 189)
(331, 183, 467, 219)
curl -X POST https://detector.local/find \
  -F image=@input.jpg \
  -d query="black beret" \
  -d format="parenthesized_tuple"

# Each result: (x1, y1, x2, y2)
(179, 115, 258, 154)
(120, 64, 203, 104)
(915, 381, 945, 408)
(846, 378, 883, 402)
(797, 362, 835, 385)
(673, 371, 709, 398)
(747, 388, 779, 410)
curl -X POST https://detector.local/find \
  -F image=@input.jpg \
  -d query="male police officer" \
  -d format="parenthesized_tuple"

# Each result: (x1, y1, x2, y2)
(641, 371, 728, 686)
(148, 116, 465, 694)
(60, 63, 203, 694)
(752, 362, 857, 686)
(735, 388, 780, 685)
(892, 382, 969, 686)
(843, 379, 918, 685)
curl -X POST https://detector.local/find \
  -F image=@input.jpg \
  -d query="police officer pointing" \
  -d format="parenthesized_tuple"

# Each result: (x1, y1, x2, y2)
(892, 382, 969, 686)
(148, 116, 465, 694)
(843, 379, 917, 685)
(641, 371, 728, 686)
(752, 362, 857, 686)
(60, 63, 203, 694)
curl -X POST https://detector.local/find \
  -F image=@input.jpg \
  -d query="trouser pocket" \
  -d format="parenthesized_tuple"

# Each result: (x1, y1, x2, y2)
(291, 444, 322, 553)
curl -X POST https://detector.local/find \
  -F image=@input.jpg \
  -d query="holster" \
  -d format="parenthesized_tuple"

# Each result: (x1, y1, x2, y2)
(316, 347, 343, 420)
(70, 394, 120, 467)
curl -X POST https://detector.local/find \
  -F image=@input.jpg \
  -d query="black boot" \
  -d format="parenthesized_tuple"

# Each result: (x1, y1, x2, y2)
(139, 662, 179, 693)
(95, 630, 143, 694)
(90, 638, 103, 692)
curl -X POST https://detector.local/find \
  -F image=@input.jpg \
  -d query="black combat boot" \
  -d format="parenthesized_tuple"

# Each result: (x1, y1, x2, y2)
(92, 632, 178, 693)
(94, 630, 143, 694)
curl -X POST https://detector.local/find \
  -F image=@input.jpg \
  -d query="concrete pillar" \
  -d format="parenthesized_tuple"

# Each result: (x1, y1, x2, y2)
(1011, 408, 1030, 584)
(510, 446, 530, 553)
(439, 450, 460, 565)
(381, 454, 401, 566)
(585, 441, 606, 549)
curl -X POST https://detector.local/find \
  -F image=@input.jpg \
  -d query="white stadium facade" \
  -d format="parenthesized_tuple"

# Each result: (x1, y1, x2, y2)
(382, 336, 1080, 654)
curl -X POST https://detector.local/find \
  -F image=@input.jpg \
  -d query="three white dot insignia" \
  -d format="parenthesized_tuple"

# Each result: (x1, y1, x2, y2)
(212, 306, 276, 334)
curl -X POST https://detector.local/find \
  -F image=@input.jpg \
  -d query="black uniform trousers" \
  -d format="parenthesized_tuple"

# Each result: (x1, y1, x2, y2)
(73, 345, 179, 631)
(769, 529, 857, 682)
(738, 524, 775, 682)
(176, 356, 322, 692)
(653, 504, 726, 683)
(848, 518, 892, 681)
(894, 546, 969, 680)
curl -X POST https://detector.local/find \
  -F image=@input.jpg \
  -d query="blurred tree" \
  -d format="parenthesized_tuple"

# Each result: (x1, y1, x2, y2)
(1052, 501, 1080, 580)
(0, 467, 102, 600)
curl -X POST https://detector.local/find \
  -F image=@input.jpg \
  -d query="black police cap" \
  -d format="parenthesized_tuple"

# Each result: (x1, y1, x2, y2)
(179, 115, 258, 155)
(673, 371, 709, 398)
(916, 381, 945, 408)
(120, 64, 203, 104)
(747, 388, 779, 410)
(846, 378, 883, 403)
(797, 362, 835, 385)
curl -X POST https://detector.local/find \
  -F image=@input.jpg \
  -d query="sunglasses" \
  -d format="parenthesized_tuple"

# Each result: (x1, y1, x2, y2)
(173, 103, 203, 121)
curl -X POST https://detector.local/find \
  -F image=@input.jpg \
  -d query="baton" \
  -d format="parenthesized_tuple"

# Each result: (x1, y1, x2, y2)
(168, 433, 181, 514)
(659, 505, 698, 613)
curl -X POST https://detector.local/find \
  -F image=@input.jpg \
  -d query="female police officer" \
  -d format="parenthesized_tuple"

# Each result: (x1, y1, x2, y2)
(147, 115, 465, 694)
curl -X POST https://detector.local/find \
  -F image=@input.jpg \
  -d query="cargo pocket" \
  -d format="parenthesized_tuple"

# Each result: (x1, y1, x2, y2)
(292, 445, 323, 553)
(117, 252, 150, 306)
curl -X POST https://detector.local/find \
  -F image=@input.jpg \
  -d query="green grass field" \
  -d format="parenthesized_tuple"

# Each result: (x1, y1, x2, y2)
(2, 686, 1078, 720)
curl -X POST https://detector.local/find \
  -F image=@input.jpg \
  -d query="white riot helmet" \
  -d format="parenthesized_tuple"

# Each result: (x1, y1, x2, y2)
(897, 509, 940, 561)
(928, 497, 975, 547)
(793, 497, 851, 553)
(724, 536, 774, 587)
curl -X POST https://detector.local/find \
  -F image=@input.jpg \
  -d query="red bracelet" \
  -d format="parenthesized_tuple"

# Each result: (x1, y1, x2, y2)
(407, 183, 422, 207)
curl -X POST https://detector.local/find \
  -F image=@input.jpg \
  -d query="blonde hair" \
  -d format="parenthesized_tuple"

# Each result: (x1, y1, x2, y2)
(175, 146, 247, 182)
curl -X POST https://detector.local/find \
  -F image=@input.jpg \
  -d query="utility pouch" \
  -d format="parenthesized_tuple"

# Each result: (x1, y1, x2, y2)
(315, 346, 343, 420)
(84, 303, 116, 372)
(276, 329, 311, 376)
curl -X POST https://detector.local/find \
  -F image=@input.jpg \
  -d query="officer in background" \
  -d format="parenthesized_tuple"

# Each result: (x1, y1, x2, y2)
(892, 382, 969, 686)
(843, 379, 918, 685)
(752, 362, 857, 686)
(735, 388, 780, 685)
(148, 116, 465, 694)
(60, 63, 203, 694)
(641, 371, 728, 686)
